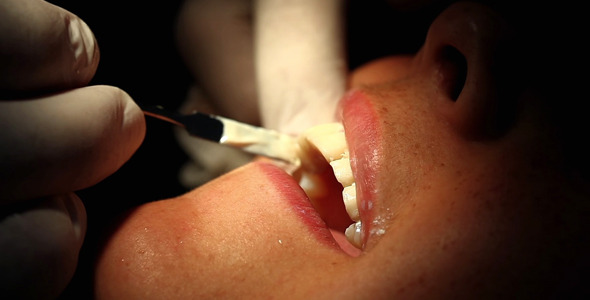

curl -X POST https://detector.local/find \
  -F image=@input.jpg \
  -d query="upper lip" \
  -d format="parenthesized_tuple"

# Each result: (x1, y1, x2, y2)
(340, 89, 382, 248)
(265, 88, 382, 251)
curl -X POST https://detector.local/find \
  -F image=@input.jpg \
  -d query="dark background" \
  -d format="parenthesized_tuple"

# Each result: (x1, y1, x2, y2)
(52, 1, 192, 298)
(39, 0, 587, 298)
(48, 0, 437, 298)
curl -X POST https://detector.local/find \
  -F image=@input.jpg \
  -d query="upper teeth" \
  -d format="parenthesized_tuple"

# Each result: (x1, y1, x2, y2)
(342, 183, 359, 221)
(297, 123, 362, 249)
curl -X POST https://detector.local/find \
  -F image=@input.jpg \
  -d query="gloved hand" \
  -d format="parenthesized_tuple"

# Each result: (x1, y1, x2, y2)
(175, 0, 346, 187)
(0, 0, 145, 298)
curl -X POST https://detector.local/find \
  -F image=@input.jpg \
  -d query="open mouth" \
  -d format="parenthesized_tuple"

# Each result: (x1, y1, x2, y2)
(290, 90, 382, 255)
(296, 123, 363, 252)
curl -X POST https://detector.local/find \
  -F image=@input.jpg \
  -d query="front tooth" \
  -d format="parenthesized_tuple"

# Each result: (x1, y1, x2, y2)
(342, 183, 359, 221)
(345, 221, 363, 248)
(329, 156, 354, 187)
(298, 123, 347, 168)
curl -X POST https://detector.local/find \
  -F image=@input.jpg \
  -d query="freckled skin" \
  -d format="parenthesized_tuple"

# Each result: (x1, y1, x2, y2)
(95, 2, 589, 299)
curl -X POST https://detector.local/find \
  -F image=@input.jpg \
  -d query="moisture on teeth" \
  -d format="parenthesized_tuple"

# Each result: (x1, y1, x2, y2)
(329, 155, 354, 187)
(342, 183, 359, 221)
(345, 221, 363, 249)
(298, 122, 362, 249)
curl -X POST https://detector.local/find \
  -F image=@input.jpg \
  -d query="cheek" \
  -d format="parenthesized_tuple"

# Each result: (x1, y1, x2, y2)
(359, 165, 523, 297)
(370, 84, 455, 214)
(362, 131, 576, 297)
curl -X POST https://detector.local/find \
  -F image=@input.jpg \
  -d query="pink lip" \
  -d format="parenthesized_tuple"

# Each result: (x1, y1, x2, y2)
(256, 162, 342, 250)
(340, 89, 382, 247)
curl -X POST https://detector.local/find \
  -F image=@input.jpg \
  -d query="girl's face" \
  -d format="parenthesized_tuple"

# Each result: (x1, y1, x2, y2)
(95, 2, 588, 298)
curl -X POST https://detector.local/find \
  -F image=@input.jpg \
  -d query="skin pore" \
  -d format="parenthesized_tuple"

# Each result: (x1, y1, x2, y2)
(94, 1, 589, 299)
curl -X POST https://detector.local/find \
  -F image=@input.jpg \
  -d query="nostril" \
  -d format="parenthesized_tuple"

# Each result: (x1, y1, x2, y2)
(438, 46, 467, 101)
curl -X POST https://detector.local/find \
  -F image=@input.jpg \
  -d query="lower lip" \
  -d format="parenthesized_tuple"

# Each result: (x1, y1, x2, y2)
(340, 90, 381, 246)
(257, 162, 342, 250)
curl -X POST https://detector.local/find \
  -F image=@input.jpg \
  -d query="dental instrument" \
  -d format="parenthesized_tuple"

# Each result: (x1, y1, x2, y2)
(138, 103, 301, 167)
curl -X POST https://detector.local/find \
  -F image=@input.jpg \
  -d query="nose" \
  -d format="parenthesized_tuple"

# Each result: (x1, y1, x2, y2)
(418, 2, 520, 138)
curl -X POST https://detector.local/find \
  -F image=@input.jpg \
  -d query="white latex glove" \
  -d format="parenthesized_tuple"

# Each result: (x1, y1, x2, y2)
(175, 0, 346, 187)
(0, 0, 145, 298)
(255, 0, 346, 135)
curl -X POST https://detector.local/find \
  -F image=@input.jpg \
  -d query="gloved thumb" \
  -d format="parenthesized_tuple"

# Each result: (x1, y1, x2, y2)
(0, 0, 98, 95)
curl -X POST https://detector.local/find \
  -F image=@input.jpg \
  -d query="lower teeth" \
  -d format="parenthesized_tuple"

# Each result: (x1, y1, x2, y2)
(345, 221, 363, 248)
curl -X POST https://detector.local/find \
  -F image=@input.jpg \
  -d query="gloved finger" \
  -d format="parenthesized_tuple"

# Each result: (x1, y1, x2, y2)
(0, 193, 86, 299)
(0, 0, 98, 95)
(0, 85, 146, 203)
(255, 0, 347, 135)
